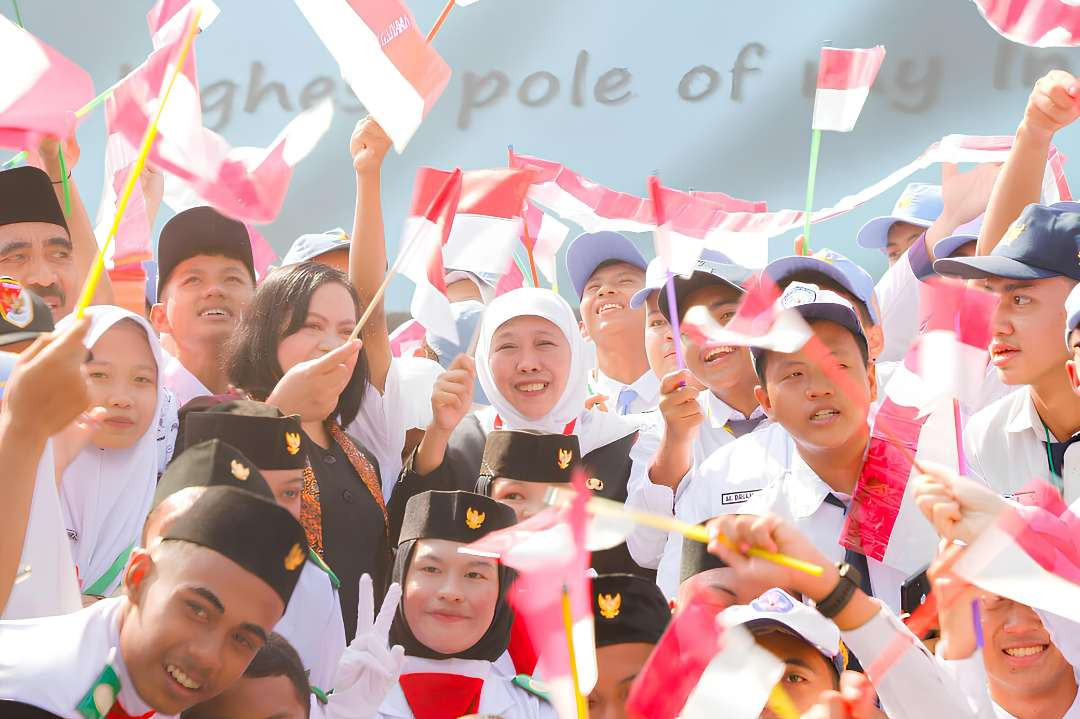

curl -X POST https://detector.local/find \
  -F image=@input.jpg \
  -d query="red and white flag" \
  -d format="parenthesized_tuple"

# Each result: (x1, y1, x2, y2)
(973, 0, 1080, 47)
(812, 45, 886, 133)
(495, 256, 527, 296)
(245, 224, 278, 281)
(522, 201, 570, 286)
(953, 481, 1080, 621)
(108, 14, 333, 224)
(681, 622, 784, 719)
(389, 318, 428, 357)
(399, 167, 463, 344)
(293, 0, 451, 152)
(0, 17, 94, 151)
(915, 278, 998, 412)
(95, 131, 153, 268)
(146, 0, 219, 48)
(443, 168, 533, 277)
(465, 474, 600, 719)
(680, 275, 813, 354)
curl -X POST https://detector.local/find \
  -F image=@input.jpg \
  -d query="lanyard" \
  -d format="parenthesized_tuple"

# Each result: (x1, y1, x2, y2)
(1042, 419, 1066, 493)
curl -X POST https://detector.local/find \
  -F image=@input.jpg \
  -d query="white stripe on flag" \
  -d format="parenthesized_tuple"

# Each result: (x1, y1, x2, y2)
(400, 216, 458, 343)
(0, 23, 48, 114)
(918, 330, 989, 412)
(682, 623, 783, 719)
(812, 87, 872, 132)
(953, 522, 1080, 622)
(703, 228, 769, 269)
(443, 213, 522, 276)
(293, 0, 426, 152)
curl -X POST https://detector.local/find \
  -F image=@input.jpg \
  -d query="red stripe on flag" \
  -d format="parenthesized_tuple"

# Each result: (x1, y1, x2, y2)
(816, 46, 886, 91)
(918, 278, 998, 350)
(458, 168, 532, 219)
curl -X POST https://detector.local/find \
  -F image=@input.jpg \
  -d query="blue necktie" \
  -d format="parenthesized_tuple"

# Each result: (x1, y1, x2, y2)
(823, 493, 874, 598)
(615, 387, 638, 415)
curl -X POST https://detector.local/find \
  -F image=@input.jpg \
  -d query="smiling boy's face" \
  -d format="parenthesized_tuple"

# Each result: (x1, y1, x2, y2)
(579, 261, 646, 344)
(680, 283, 756, 395)
(755, 321, 875, 453)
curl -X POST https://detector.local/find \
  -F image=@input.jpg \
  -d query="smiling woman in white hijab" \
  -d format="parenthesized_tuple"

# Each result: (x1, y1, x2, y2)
(55, 306, 167, 599)
(390, 288, 646, 576)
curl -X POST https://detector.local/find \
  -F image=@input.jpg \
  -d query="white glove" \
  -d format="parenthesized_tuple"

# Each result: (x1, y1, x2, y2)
(324, 573, 406, 719)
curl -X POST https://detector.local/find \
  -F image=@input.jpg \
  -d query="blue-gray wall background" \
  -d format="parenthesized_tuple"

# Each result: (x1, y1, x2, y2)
(8, 1, 1080, 312)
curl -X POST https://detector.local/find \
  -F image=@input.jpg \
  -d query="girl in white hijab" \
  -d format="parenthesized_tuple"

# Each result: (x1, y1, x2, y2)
(392, 288, 642, 575)
(55, 306, 167, 598)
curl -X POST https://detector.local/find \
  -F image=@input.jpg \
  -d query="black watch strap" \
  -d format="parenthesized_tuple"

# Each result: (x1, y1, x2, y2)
(816, 562, 861, 618)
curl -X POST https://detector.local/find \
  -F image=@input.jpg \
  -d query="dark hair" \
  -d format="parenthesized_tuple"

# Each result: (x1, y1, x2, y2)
(226, 263, 368, 426)
(779, 270, 874, 328)
(245, 633, 311, 716)
(755, 319, 869, 388)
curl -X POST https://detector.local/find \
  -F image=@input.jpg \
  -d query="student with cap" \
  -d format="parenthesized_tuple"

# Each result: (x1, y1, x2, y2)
(936, 204, 1080, 502)
(477, 429, 581, 520)
(281, 228, 352, 273)
(181, 401, 350, 696)
(564, 231, 656, 415)
(635, 258, 681, 384)
(181, 632, 311, 719)
(150, 205, 257, 405)
(226, 262, 388, 642)
(396, 288, 643, 576)
(675, 283, 939, 614)
(707, 512, 986, 719)
(53, 306, 169, 601)
(0, 141, 113, 321)
(587, 573, 671, 719)
(0, 484, 308, 718)
(869, 165, 1001, 363)
(349, 489, 554, 718)
(623, 250, 765, 595)
(0, 312, 89, 620)
(856, 183, 944, 266)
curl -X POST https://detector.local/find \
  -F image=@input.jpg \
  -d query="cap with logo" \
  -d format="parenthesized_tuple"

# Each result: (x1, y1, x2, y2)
(281, 228, 351, 267)
(0, 166, 69, 233)
(750, 282, 866, 369)
(592, 573, 672, 647)
(152, 438, 275, 511)
(163, 484, 308, 606)
(397, 490, 517, 546)
(856, 183, 943, 251)
(182, 399, 306, 471)
(156, 206, 255, 296)
(564, 231, 648, 299)
(656, 249, 753, 323)
(478, 430, 581, 487)
(934, 203, 1080, 281)
(0, 278, 53, 347)
(722, 587, 846, 677)
(764, 248, 878, 324)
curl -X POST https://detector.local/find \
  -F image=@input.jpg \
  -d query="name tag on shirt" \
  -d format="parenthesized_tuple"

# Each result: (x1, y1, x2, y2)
(721, 490, 760, 506)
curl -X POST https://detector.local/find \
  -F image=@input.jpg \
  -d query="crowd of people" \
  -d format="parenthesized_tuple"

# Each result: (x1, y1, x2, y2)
(0, 47, 1079, 719)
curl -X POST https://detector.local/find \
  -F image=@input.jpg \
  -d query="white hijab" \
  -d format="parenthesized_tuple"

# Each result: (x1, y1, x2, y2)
(474, 288, 636, 454)
(56, 306, 166, 595)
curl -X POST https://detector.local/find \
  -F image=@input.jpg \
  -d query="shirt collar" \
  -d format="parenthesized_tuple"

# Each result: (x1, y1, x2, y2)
(104, 599, 157, 718)
(702, 392, 764, 429)
(1005, 389, 1049, 438)
(593, 368, 660, 403)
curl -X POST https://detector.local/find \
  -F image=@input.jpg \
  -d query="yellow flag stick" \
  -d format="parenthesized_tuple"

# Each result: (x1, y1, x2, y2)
(767, 685, 801, 719)
(73, 8, 202, 318)
(548, 490, 824, 578)
(561, 586, 589, 719)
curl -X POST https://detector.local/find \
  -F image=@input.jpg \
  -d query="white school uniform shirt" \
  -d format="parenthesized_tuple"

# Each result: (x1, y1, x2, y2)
(875, 242, 924, 364)
(377, 656, 556, 719)
(162, 352, 211, 407)
(623, 391, 767, 597)
(348, 356, 443, 500)
(275, 560, 346, 694)
(2, 439, 81, 620)
(590, 368, 660, 414)
(964, 387, 1080, 504)
(0, 597, 172, 718)
(676, 422, 923, 614)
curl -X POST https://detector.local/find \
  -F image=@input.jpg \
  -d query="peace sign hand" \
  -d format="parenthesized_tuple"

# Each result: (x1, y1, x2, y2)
(325, 574, 405, 719)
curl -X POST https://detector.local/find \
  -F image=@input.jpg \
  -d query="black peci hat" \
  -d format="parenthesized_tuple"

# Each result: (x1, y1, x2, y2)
(398, 490, 517, 546)
(479, 430, 581, 484)
(0, 166, 68, 232)
(183, 400, 306, 470)
(156, 206, 255, 296)
(592, 573, 671, 647)
(153, 439, 274, 511)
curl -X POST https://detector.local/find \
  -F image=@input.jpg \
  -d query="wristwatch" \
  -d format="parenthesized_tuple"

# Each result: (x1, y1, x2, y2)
(815, 562, 862, 618)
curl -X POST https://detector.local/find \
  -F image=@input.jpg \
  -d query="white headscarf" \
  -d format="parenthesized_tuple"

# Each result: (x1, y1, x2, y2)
(474, 288, 636, 454)
(56, 306, 166, 595)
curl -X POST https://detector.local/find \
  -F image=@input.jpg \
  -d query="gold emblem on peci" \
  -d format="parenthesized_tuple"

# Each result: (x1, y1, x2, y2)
(585, 476, 604, 491)
(230, 460, 250, 481)
(1000, 222, 1025, 247)
(466, 507, 486, 530)
(284, 543, 305, 571)
(285, 432, 301, 456)
(597, 592, 622, 619)
(557, 448, 573, 470)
